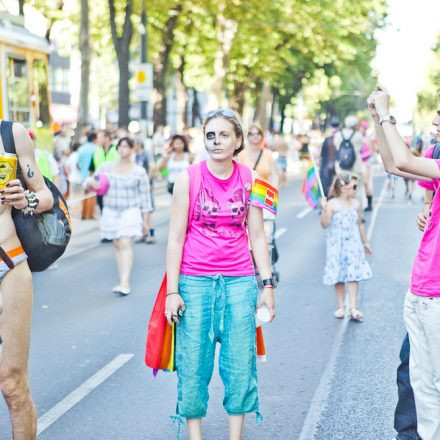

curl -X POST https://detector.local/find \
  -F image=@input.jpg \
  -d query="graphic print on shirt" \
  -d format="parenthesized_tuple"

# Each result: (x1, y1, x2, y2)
(196, 187, 220, 232)
(228, 189, 246, 227)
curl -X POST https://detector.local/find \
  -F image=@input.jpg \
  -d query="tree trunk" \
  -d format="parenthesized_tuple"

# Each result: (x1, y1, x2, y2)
(191, 88, 202, 126)
(73, 0, 90, 143)
(210, 13, 237, 108)
(280, 103, 286, 134)
(45, 1, 64, 42)
(18, 0, 24, 15)
(153, 4, 183, 131)
(176, 55, 188, 132)
(230, 81, 247, 117)
(269, 88, 278, 132)
(109, 0, 133, 128)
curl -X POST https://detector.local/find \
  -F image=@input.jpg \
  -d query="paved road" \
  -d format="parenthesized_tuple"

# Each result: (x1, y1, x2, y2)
(0, 176, 423, 439)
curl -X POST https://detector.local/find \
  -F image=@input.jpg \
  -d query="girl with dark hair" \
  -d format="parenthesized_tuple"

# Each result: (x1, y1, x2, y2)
(159, 134, 192, 194)
(320, 174, 372, 321)
(88, 137, 153, 295)
(165, 109, 275, 439)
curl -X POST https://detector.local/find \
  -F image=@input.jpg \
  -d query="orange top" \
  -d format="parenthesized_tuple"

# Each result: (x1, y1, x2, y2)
(237, 148, 274, 182)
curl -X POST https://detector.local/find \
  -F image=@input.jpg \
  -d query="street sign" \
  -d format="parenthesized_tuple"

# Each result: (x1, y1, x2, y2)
(135, 63, 153, 102)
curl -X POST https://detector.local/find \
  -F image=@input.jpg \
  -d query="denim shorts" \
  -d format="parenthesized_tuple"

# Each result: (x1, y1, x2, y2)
(175, 274, 262, 422)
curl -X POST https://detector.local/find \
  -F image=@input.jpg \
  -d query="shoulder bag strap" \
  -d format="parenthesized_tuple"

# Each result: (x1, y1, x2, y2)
(433, 143, 440, 159)
(0, 120, 16, 154)
(253, 150, 263, 170)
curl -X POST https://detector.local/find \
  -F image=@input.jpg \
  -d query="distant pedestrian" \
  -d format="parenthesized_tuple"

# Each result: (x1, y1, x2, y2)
(319, 118, 340, 197)
(159, 134, 191, 195)
(88, 137, 152, 295)
(359, 119, 376, 211)
(134, 137, 156, 243)
(78, 132, 98, 219)
(320, 174, 372, 321)
(165, 109, 275, 438)
(237, 123, 278, 186)
(369, 86, 440, 440)
(273, 133, 290, 188)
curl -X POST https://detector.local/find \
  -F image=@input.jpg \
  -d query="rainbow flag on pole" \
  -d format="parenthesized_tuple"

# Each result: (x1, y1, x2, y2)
(301, 160, 320, 208)
(249, 179, 279, 215)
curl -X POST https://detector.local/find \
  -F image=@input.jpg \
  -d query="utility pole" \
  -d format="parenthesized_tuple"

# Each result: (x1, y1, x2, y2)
(140, 6, 148, 136)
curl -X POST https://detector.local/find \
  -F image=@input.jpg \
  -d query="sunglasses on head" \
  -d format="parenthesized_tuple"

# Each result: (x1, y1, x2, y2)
(206, 108, 236, 119)
(248, 131, 262, 136)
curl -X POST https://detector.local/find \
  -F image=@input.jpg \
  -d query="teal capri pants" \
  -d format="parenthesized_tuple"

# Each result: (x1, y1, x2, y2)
(175, 274, 262, 421)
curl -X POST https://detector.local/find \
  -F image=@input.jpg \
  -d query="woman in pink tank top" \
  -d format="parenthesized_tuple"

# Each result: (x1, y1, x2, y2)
(165, 109, 275, 439)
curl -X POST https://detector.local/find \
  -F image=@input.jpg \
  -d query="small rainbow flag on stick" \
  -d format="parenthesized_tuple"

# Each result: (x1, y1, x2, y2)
(250, 179, 279, 215)
(301, 160, 321, 208)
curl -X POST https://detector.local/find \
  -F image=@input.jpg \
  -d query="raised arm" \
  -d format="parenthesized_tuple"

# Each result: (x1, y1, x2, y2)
(1, 123, 53, 212)
(369, 87, 440, 180)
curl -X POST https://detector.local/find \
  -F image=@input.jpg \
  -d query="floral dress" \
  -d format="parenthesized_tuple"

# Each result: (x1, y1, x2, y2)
(323, 199, 372, 285)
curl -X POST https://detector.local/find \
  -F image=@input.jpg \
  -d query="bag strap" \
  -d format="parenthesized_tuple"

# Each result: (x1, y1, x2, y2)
(253, 150, 263, 170)
(1, 120, 16, 154)
(341, 129, 355, 142)
(433, 143, 440, 159)
(0, 246, 15, 269)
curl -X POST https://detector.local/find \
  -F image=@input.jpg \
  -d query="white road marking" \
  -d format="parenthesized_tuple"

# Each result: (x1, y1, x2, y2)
(296, 206, 314, 219)
(298, 182, 386, 440)
(37, 354, 134, 435)
(274, 227, 287, 240)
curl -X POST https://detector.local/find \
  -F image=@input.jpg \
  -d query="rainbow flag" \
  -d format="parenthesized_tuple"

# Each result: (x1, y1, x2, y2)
(301, 160, 320, 208)
(249, 179, 279, 215)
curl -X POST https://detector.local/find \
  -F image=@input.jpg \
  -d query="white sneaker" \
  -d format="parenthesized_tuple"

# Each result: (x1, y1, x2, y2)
(113, 285, 131, 295)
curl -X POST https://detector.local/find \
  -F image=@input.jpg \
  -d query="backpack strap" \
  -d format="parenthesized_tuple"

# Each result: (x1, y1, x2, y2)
(0, 120, 16, 154)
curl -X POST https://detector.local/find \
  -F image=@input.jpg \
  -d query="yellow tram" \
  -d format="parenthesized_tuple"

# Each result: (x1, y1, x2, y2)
(0, 13, 52, 147)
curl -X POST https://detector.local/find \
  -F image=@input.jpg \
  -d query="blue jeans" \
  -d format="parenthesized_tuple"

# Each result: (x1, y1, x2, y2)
(175, 274, 262, 421)
(394, 333, 421, 440)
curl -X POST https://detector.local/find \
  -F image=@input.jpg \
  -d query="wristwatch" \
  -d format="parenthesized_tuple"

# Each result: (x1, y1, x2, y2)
(261, 278, 274, 288)
(379, 114, 396, 126)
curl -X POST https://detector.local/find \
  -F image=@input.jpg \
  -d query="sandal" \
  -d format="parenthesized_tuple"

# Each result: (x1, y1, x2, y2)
(334, 307, 345, 319)
(349, 307, 364, 322)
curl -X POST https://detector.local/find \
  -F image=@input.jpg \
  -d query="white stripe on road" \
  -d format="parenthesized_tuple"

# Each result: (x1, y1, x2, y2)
(274, 227, 287, 240)
(296, 206, 314, 219)
(37, 354, 134, 435)
(298, 182, 386, 440)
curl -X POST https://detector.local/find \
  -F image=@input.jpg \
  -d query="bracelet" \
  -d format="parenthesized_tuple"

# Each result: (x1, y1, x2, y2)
(166, 292, 180, 297)
(21, 190, 39, 216)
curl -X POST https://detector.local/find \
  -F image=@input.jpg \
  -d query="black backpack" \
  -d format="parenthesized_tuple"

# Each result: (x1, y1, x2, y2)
(1, 121, 72, 272)
(337, 130, 356, 170)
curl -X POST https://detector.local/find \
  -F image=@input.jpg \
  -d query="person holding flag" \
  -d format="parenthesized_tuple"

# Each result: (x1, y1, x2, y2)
(165, 109, 276, 439)
(320, 174, 372, 321)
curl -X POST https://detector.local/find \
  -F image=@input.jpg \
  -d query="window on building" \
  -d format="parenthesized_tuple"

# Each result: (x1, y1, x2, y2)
(6, 56, 30, 123)
(32, 59, 50, 125)
(50, 66, 69, 93)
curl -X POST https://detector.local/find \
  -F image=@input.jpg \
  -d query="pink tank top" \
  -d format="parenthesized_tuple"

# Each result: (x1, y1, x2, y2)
(180, 160, 255, 276)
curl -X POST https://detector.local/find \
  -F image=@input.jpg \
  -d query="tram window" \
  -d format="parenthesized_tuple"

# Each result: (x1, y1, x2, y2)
(32, 59, 50, 125)
(6, 56, 30, 123)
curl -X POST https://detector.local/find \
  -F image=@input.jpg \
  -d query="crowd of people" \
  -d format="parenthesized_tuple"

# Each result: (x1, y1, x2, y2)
(2, 83, 440, 440)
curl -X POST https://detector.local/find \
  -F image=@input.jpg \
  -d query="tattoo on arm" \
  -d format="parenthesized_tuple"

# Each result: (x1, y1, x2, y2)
(26, 164, 34, 179)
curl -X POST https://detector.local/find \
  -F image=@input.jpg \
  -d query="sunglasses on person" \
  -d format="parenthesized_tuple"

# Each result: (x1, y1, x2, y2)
(248, 131, 262, 137)
(206, 108, 236, 119)
(344, 183, 357, 190)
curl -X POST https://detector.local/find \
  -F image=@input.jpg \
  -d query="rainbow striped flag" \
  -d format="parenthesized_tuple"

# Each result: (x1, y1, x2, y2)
(301, 160, 320, 208)
(249, 179, 279, 215)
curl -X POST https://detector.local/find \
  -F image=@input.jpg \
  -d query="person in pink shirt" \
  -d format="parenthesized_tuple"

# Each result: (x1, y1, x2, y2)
(368, 87, 440, 440)
(165, 109, 275, 440)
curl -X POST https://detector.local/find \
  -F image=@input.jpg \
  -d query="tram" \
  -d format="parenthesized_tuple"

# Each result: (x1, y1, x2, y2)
(0, 13, 52, 147)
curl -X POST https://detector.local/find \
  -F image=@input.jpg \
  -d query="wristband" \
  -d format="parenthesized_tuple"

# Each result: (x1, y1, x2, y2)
(166, 292, 180, 297)
(261, 278, 274, 288)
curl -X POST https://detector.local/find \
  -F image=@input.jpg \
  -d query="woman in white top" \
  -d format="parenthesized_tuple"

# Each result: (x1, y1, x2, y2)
(159, 135, 192, 194)
(88, 137, 153, 295)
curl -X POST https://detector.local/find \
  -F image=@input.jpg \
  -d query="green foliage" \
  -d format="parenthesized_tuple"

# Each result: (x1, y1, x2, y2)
(30, 0, 387, 127)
